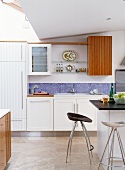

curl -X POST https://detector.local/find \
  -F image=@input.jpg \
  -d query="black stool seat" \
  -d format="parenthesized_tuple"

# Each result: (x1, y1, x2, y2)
(67, 112, 92, 123)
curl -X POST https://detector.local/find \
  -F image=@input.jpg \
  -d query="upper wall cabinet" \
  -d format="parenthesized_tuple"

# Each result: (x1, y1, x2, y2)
(28, 44, 51, 75)
(0, 42, 26, 62)
(88, 36, 112, 75)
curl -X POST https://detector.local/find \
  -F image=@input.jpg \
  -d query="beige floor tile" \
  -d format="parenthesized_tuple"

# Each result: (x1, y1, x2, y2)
(6, 136, 104, 170)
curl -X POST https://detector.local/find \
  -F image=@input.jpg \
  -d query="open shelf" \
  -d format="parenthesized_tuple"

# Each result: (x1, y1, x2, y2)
(52, 61, 87, 63)
(28, 42, 88, 45)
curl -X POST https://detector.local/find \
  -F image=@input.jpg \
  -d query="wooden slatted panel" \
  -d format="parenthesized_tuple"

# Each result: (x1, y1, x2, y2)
(88, 36, 112, 75)
(0, 116, 6, 170)
(5, 112, 11, 164)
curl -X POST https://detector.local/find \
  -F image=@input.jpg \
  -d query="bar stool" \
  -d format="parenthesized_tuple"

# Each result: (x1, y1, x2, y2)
(98, 121, 125, 169)
(66, 112, 94, 164)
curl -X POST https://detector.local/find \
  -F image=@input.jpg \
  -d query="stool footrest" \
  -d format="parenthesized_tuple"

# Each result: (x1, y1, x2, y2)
(100, 157, 125, 168)
(89, 145, 94, 151)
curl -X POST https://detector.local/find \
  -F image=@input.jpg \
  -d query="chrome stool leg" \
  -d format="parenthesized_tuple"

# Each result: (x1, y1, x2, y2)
(108, 128, 115, 170)
(66, 121, 77, 163)
(117, 130, 125, 160)
(99, 127, 125, 169)
(80, 121, 93, 164)
(81, 121, 94, 157)
(116, 129, 125, 165)
(69, 122, 78, 156)
(98, 128, 114, 169)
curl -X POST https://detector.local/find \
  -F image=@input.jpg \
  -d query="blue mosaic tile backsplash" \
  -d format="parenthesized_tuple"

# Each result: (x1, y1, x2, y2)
(29, 83, 116, 95)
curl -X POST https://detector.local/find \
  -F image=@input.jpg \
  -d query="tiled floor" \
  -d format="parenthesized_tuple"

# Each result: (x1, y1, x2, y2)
(5, 136, 104, 170)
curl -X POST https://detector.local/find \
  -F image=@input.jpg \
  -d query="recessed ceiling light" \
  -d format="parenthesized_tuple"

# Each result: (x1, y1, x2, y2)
(107, 18, 111, 20)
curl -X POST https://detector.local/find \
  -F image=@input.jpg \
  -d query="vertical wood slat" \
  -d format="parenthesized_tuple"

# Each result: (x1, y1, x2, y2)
(5, 112, 11, 164)
(88, 36, 112, 75)
(0, 116, 6, 170)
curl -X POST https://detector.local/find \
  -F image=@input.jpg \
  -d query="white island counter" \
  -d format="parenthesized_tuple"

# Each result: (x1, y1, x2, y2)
(90, 100, 125, 170)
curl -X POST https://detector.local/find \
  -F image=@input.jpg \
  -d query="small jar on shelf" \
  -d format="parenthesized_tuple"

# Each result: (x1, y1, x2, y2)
(56, 63, 64, 72)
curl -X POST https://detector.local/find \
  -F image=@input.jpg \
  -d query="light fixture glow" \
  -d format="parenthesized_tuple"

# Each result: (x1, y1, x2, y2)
(2, 0, 14, 3)
(23, 16, 29, 29)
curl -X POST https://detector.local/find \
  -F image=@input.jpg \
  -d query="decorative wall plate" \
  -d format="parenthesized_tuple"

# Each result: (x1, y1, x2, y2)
(62, 51, 76, 61)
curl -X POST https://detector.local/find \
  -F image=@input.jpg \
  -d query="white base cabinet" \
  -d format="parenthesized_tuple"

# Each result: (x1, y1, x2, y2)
(54, 96, 99, 131)
(77, 99, 97, 131)
(54, 99, 76, 131)
(27, 97, 53, 131)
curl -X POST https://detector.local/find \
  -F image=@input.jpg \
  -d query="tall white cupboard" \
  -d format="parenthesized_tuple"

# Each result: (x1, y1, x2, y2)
(0, 42, 27, 131)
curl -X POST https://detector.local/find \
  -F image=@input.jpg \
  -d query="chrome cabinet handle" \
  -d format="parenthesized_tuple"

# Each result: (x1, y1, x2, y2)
(30, 100, 50, 103)
(21, 44, 22, 60)
(76, 103, 78, 113)
(21, 71, 23, 109)
(11, 119, 22, 121)
(74, 103, 75, 112)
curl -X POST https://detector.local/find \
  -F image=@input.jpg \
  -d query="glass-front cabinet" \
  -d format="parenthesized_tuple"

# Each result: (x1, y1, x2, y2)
(28, 44, 51, 75)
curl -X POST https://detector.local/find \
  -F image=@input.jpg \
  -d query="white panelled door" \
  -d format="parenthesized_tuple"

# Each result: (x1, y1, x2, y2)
(54, 99, 76, 131)
(0, 42, 26, 61)
(27, 97, 53, 131)
(77, 98, 97, 131)
(0, 62, 26, 131)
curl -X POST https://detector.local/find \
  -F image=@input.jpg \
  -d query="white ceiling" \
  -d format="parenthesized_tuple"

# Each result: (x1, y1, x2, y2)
(19, 0, 125, 40)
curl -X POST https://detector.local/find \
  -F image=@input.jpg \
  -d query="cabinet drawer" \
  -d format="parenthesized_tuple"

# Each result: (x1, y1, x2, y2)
(0, 140, 6, 170)
(0, 156, 6, 170)
(0, 117, 5, 138)
(0, 118, 5, 127)
(0, 136, 6, 147)
(0, 162, 6, 170)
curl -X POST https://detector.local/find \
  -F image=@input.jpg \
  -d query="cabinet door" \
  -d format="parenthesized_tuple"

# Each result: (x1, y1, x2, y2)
(77, 98, 97, 131)
(88, 36, 112, 75)
(28, 44, 51, 75)
(0, 42, 26, 62)
(0, 62, 26, 131)
(27, 97, 53, 131)
(54, 99, 76, 131)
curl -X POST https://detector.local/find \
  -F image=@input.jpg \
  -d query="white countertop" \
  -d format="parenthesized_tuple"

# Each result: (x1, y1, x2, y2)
(54, 93, 105, 98)
(0, 109, 10, 118)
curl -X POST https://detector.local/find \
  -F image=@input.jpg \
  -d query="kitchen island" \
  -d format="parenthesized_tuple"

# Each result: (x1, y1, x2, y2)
(90, 100, 125, 169)
(0, 109, 11, 170)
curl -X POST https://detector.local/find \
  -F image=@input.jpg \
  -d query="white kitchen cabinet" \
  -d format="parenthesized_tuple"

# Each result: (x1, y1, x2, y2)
(0, 42, 27, 131)
(27, 97, 53, 131)
(54, 95, 99, 131)
(28, 44, 51, 75)
(77, 99, 97, 131)
(0, 42, 26, 62)
(54, 99, 76, 131)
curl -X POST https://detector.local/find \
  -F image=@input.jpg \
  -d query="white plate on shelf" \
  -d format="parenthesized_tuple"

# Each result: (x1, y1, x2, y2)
(62, 51, 76, 61)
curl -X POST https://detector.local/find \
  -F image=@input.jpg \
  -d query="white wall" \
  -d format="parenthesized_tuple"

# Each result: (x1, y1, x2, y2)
(0, 2, 39, 41)
(29, 31, 125, 83)
(0, 2, 125, 83)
